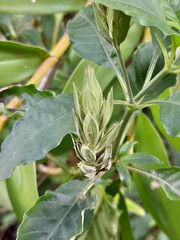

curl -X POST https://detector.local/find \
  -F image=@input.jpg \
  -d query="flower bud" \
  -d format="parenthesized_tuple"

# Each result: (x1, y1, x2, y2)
(73, 66, 121, 179)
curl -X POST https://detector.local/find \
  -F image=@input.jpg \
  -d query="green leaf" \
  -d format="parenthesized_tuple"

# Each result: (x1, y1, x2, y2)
(119, 193, 135, 240)
(119, 141, 134, 156)
(117, 163, 131, 191)
(160, 0, 180, 31)
(121, 153, 163, 168)
(63, 59, 115, 94)
(6, 163, 38, 222)
(127, 42, 176, 101)
(0, 94, 74, 182)
(0, 0, 86, 14)
(129, 166, 180, 201)
(78, 188, 119, 240)
(157, 91, 180, 137)
(17, 180, 97, 240)
(151, 90, 180, 152)
(125, 198, 145, 217)
(64, 22, 143, 95)
(92, 0, 178, 35)
(0, 84, 55, 106)
(134, 113, 180, 239)
(67, 5, 116, 69)
(0, 41, 49, 87)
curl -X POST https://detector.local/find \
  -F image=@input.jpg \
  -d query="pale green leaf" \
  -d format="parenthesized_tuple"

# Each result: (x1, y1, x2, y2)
(0, 41, 49, 87)
(0, 0, 86, 14)
(0, 94, 74, 181)
(17, 180, 97, 240)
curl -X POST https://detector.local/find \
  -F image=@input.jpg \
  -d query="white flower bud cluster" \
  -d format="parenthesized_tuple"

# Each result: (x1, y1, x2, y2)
(73, 67, 121, 179)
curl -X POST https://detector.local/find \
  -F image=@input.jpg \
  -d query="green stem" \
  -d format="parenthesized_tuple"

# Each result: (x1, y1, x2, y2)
(152, 29, 169, 64)
(112, 108, 135, 159)
(143, 48, 161, 87)
(113, 41, 134, 104)
(113, 100, 133, 107)
(134, 68, 168, 102)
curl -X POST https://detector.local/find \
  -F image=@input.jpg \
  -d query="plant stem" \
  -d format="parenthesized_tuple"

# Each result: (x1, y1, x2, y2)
(51, 13, 64, 48)
(152, 29, 169, 64)
(143, 47, 161, 87)
(134, 68, 168, 101)
(113, 108, 135, 159)
(113, 41, 134, 104)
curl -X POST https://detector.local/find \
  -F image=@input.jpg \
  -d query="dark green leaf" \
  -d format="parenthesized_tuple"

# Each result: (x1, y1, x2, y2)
(129, 166, 180, 201)
(0, 84, 55, 106)
(67, 5, 115, 69)
(119, 193, 135, 240)
(0, 94, 74, 181)
(92, 0, 179, 35)
(0, 0, 86, 14)
(117, 163, 131, 191)
(119, 141, 134, 156)
(0, 41, 49, 87)
(17, 180, 97, 240)
(157, 91, 180, 137)
(127, 42, 176, 101)
(134, 113, 180, 239)
(151, 90, 180, 152)
(78, 189, 119, 240)
(121, 153, 163, 167)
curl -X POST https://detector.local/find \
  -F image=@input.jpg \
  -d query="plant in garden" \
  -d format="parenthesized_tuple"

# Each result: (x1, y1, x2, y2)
(0, 0, 180, 240)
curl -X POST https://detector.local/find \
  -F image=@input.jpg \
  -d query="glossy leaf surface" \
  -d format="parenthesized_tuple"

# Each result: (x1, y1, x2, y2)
(17, 180, 97, 240)
(0, 41, 49, 87)
(134, 114, 180, 239)
(119, 193, 135, 240)
(0, 0, 86, 14)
